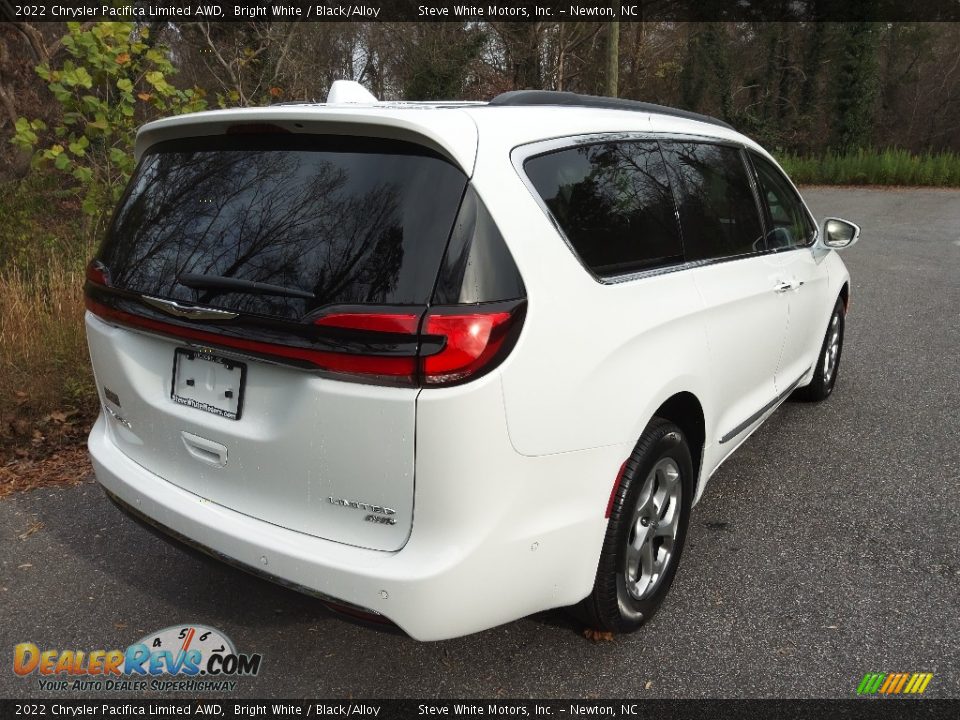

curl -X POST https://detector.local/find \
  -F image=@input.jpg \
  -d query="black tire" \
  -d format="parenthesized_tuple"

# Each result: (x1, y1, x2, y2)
(792, 296, 845, 402)
(573, 418, 693, 633)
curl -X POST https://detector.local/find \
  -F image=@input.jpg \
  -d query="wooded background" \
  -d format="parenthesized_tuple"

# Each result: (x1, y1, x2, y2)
(1, 20, 959, 477)
(3, 20, 960, 171)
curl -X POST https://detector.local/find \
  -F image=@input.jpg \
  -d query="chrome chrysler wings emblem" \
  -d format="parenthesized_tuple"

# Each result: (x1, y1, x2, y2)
(141, 296, 239, 321)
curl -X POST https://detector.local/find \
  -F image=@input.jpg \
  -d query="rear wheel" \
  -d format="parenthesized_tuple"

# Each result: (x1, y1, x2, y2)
(573, 418, 693, 633)
(793, 297, 845, 402)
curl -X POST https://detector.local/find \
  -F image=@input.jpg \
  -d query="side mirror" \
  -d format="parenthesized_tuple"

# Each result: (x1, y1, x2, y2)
(818, 217, 861, 250)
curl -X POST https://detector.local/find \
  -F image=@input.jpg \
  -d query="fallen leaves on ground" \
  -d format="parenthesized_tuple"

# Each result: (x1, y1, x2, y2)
(583, 628, 616, 642)
(46, 410, 79, 424)
(0, 443, 93, 498)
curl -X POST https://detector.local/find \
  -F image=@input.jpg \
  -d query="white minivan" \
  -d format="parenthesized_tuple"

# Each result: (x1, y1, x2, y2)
(86, 83, 860, 641)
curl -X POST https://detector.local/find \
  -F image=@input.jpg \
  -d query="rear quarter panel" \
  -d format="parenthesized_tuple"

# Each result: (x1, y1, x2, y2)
(471, 139, 723, 466)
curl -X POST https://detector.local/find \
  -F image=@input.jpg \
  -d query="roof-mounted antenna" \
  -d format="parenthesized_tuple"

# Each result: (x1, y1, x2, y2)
(327, 80, 379, 105)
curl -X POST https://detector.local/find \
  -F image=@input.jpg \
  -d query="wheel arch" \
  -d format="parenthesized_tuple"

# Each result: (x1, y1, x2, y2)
(651, 391, 706, 497)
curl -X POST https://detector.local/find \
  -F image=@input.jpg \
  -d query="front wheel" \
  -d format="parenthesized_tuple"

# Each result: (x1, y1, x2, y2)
(572, 418, 693, 634)
(793, 297, 845, 402)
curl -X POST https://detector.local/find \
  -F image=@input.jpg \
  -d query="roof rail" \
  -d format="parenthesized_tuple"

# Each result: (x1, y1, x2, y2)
(488, 90, 734, 131)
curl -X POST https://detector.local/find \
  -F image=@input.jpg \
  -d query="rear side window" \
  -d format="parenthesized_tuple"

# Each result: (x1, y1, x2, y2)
(665, 142, 764, 261)
(750, 152, 816, 250)
(100, 135, 468, 320)
(524, 141, 683, 277)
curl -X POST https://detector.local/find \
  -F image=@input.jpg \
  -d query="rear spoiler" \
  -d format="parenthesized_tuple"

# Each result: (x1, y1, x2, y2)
(134, 106, 479, 174)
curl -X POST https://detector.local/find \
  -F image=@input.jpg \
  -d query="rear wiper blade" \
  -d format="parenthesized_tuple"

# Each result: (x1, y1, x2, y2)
(178, 273, 315, 300)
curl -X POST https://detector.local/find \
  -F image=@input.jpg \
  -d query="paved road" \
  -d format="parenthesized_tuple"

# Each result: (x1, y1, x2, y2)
(2, 188, 958, 700)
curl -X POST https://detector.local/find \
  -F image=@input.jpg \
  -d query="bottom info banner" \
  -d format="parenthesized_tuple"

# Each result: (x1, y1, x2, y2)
(4, 700, 960, 719)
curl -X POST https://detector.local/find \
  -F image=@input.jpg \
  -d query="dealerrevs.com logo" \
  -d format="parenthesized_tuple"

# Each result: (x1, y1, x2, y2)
(13, 624, 262, 692)
(857, 672, 934, 696)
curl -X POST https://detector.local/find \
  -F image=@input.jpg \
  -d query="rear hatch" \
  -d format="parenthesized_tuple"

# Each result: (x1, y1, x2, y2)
(86, 130, 470, 551)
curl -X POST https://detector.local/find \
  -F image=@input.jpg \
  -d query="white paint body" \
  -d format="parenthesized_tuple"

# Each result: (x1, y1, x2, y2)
(88, 100, 851, 640)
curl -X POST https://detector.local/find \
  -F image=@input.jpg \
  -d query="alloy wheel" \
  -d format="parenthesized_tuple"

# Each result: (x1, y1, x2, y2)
(624, 458, 683, 601)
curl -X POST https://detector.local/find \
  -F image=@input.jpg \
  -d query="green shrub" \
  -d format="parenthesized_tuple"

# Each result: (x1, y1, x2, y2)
(0, 172, 86, 272)
(777, 148, 960, 186)
(11, 22, 206, 226)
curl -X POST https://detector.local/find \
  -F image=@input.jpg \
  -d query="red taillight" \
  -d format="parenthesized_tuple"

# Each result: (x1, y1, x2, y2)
(85, 293, 523, 386)
(85, 298, 417, 378)
(421, 311, 514, 384)
(86, 260, 110, 286)
(315, 312, 420, 334)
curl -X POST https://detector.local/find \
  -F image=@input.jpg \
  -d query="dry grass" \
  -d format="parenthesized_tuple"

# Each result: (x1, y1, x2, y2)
(0, 259, 97, 462)
(0, 171, 96, 492)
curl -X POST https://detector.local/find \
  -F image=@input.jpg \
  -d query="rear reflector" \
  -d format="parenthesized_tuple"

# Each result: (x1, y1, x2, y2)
(605, 461, 629, 518)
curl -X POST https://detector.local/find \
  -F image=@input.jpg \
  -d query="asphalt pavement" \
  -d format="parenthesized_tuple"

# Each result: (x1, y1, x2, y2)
(1, 187, 958, 699)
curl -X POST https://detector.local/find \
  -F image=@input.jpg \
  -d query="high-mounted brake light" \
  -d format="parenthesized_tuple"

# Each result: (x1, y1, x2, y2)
(421, 310, 515, 384)
(225, 123, 291, 135)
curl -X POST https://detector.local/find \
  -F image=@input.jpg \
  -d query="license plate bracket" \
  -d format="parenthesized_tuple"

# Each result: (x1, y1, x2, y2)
(171, 348, 246, 420)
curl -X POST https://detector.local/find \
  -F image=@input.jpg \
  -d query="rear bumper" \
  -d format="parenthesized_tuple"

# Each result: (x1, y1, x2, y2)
(89, 406, 620, 640)
(101, 484, 387, 621)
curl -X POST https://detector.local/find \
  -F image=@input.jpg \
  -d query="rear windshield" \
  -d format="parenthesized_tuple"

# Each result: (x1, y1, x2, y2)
(99, 134, 468, 320)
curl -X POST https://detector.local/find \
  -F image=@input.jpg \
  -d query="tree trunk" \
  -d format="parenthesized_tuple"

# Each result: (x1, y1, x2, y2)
(605, 21, 619, 97)
(0, 30, 21, 127)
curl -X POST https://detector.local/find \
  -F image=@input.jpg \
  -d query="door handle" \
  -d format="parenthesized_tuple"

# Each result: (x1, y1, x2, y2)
(774, 280, 804, 293)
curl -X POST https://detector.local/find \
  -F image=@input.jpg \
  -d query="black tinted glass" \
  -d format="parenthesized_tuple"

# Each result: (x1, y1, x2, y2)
(100, 135, 468, 320)
(666, 142, 764, 261)
(524, 141, 683, 277)
(751, 153, 816, 250)
(433, 187, 526, 304)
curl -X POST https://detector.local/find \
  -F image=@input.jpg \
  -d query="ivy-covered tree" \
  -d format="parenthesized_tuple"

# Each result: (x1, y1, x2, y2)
(832, 21, 881, 153)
